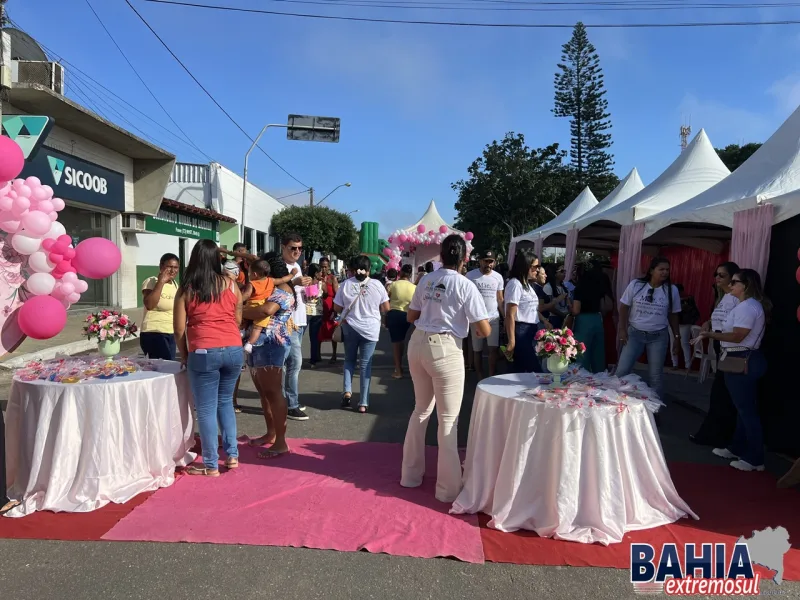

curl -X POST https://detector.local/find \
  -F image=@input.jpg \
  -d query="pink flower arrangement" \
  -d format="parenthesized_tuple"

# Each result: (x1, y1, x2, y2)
(535, 327, 585, 362)
(84, 310, 138, 342)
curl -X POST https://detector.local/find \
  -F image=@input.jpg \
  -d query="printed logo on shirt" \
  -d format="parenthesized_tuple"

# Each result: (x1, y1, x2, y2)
(631, 285, 671, 321)
(423, 280, 447, 303)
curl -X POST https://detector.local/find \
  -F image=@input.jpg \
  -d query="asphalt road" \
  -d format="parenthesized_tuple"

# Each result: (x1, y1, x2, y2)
(0, 338, 796, 599)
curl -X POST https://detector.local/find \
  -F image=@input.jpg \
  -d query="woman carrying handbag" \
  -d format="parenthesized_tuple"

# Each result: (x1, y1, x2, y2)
(692, 269, 769, 472)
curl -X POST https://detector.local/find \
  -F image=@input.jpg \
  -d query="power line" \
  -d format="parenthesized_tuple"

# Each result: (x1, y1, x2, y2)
(142, 0, 800, 27)
(276, 188, 311, 200)
(141, 0, 800, 13)
(83, 0, 213, 162)
(123, 0, 310, 188)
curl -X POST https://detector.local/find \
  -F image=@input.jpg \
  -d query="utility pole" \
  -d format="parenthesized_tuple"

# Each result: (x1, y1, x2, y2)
(308, 187, 314, 207)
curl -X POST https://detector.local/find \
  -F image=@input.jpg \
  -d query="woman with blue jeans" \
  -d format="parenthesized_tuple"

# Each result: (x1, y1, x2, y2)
(694, 269, 768, 472)
(174, 239, 244, 477)
(616, 257, 682, 402)
(244, 254, 297, 458)
(505, 248, 542, 373)
(334, 255, 390, 413)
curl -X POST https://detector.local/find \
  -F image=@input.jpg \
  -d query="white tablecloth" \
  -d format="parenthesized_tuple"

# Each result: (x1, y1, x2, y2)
(451, 372, 698, 545)
(4, 360, 195, 517)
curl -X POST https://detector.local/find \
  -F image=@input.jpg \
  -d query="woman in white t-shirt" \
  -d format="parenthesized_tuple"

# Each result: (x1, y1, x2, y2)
(694, 269, 769, 472)
(691, 261, 740, 447)
(401, 235, 490, 503)
(504, 248, 542, 373)
(334, 255, 390, 413)
(616, 257, 682, 402)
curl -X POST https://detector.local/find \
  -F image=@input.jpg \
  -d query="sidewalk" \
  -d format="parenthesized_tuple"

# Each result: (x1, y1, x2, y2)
(0, 307, 141, 369)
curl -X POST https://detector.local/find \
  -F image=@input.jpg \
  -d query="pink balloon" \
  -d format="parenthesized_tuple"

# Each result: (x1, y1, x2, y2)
(75, 280, 89, 293)
(398, 234, 407, 243)
(56, 260, 72, 273)
(72, 237, 121, 279)
(36, 200, 54, 214)
(15, 184, 31, 199)
(0, 138, 25, 182)
(57, 235, 72, 246)
(42, 238, 56, 251)
(22, 211, 52, 236)
(0, 215, 21, 234)
(59, 282, 75, 296)
(11, 196, 30, 218)
(439, 225, 448, 234)
(30, 186, 49, 203)
(465, 232, 474, 241)
(59, 298, 71, 309)
(18, 295, 67, 340)
(0, 196, 12, 212)
(24, 176, 41, 188)
(51, 196, 64, 211)
(50, 253, 64, 264)
(48, 211, 58, 221)
(63, 247, 76, 260)
(417, 224, 426, 234)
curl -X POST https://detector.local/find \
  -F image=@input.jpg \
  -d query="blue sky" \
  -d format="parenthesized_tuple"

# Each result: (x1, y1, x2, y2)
(11, 1, 800, 238)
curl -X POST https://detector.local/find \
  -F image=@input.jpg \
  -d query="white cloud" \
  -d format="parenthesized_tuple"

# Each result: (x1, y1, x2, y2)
(768, 73, 800, 118)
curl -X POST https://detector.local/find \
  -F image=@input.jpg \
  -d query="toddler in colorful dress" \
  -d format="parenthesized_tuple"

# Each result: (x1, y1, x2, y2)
(242, 259, 297, 354)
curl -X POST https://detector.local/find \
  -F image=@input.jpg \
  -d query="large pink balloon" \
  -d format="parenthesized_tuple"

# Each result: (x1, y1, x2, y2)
(417, 224, 426, 234)
(22, 210, 52, 236)
(18, 295, 68, 340)
(465, 232, 474, 241)
(0, 138, 25, 182)
(72, 237, 121, 279)
(439, 225, 448, 234)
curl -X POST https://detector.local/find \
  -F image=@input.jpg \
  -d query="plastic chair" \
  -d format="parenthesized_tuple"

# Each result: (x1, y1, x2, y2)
(686, 325, 714, 383)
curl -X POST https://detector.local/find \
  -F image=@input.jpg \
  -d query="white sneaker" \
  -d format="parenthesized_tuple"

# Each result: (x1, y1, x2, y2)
(712, 448, 738, 459)
(730, 460, 765, 472)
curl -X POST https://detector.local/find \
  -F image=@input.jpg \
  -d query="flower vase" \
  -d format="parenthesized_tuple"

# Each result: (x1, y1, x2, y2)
(98, 338, 121, 362)
(546, 355, 570, 387)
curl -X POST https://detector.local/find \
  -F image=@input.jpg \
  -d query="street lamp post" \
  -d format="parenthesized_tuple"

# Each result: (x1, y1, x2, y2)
(241, 114, 341, 243)
(312, 182, 352, 207)
(346, 209, 359, 217)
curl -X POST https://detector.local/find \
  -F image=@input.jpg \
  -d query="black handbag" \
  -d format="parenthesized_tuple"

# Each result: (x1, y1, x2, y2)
(716, 320, 765, 375)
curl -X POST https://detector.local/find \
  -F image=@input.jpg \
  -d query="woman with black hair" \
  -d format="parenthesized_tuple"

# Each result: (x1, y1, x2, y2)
(386, 263, 416, 379)
(690, 261, 741, 447)
(616, 257, 681, 402)
(174, 239, 244, 477)
(504, 248, 542, 373)
(570, 263, 608, 373)
(334, 255, 390, 413)
(401, 235, 490, 503)
(245, 252, 298, 458)
(140, 253, 180, 360)
(543, 264, 570, 328)
(694, 269, 769, 471)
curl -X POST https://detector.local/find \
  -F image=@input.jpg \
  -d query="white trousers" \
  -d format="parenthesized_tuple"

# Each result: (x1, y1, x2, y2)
(669, 324, 694, 367)
(401, 329, 465, 503)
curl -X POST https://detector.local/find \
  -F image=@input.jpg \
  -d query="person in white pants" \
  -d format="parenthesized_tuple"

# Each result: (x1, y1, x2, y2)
(400, 235, 491, 503)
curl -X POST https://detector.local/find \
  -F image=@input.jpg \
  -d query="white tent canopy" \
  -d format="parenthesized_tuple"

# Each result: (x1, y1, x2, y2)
(572, 168, 644, 231)
(404, 199, 462, 235)
(577, 130, 731, 229)
(512, 186, 598, 244)
(644, 104, 800, 237)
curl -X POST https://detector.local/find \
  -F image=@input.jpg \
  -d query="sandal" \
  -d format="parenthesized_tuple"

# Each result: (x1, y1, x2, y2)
(185, 466, 220, 477)
(392, 372, 403, 379)
(225, 458, 239, 469)
(257, 448, 290, 459)
(357, 406, 367, 414)
(0, 500, 20, 515)
(233, 404, 242, 413)
(341, 393, 352, 409)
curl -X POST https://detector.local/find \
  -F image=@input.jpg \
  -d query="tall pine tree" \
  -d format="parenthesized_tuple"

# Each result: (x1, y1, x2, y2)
(553, 22, 614, 186)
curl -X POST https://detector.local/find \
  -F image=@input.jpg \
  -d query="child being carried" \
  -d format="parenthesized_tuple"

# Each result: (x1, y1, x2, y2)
(242, 259, 297, 353)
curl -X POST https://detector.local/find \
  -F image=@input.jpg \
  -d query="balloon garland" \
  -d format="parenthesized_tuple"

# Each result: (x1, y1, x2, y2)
(0, 136, 122, 340)
(383, 222, 475, 271)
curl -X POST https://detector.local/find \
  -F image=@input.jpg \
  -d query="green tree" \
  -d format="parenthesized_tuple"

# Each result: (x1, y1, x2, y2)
(452, 132, 576, 257)
(270, 205, 358, 263)
(553, 22, 614, 186)
(715, 143, 762, 172)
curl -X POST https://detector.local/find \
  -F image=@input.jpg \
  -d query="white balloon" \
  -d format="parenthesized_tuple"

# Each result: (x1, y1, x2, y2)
(44, 221, 66, 240)
(26, 272, 56, 295)
(28, 250, 55, 273)
(11, 233, 42, 255)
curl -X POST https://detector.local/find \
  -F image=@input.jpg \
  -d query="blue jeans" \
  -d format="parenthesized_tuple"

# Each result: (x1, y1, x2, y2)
(308, 316, 323, 364)
(187, 346, 244, 470)
(724, 350, 767, 466)
(282, 325, 306, 409)
(343, 323, 378, 407)
(512, 321, 541, 373)
(615, 326, 669, 400)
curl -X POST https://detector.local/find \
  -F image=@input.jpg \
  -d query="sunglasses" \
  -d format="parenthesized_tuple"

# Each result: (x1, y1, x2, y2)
(288, 245, 303, 252)
(714, 272, 728, 278)
(645, 288, 655, 303)
(731, 279, 743, 285)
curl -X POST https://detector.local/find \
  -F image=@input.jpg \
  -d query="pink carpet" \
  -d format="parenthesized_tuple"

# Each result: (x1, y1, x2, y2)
(102, 438, 484, 563)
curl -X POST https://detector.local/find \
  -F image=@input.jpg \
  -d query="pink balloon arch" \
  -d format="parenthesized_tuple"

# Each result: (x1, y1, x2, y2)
(0, 136, 122, 352)
(383, 222, 475, 271)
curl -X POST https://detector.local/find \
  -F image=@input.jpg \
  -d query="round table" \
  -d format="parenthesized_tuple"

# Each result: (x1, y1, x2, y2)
(4, 360, 195, 517)
(450, 372, 698, 545)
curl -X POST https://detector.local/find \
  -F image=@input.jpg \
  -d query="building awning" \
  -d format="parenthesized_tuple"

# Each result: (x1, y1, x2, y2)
(161, 198, 237, 223)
